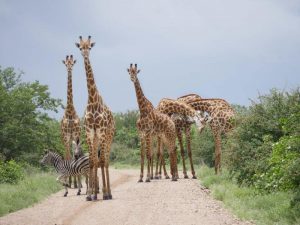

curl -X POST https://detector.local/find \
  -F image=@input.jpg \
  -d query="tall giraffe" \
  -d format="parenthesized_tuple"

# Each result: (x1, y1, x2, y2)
(156, 98, 207, 178)
(127, 64, 178, 182)
(181, 95, 235, 174)
(76, 36, 115, 201)
(61, 55, 81, 187)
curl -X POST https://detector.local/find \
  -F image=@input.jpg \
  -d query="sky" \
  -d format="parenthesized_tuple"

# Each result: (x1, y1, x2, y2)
(1, 0, 300, 118)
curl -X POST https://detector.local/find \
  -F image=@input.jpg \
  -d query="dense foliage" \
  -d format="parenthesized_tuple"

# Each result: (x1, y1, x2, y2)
(0, 67, 64, 165)
(224, 88, 300, 209)
(0, 160, 24, 184)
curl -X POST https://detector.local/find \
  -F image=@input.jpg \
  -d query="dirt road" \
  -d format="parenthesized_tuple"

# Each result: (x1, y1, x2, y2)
(0, 169, 251, 225)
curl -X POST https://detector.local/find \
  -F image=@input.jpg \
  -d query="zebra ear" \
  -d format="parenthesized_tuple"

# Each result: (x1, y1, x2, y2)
(44, 149, 49, 154)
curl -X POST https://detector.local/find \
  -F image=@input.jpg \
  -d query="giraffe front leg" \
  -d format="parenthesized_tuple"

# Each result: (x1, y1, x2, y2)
(138, 137, 145, 182)
(105, 161, 112, 199)
(213, 131, 222, 174)
(185, 126, 196, 179)
(145, 134, 152, 182)
(154, 138, 160, 179)
(177, 129, 188, 178)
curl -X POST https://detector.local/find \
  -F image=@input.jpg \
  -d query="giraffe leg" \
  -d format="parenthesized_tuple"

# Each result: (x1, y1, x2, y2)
(154, 143, 160, 179)
(145, 134, 152, 182)
(85, 131, 94, 201)
(186, 126, 196, 179)
(159, 157, 162, 179)
(161, 152, 169, 179)
(177, 129, 188, 178)
(105, 163, 112, 199)
(150, 156, 154, 179)
(213, 131, 222, 174)
(138, 137, 145, 182)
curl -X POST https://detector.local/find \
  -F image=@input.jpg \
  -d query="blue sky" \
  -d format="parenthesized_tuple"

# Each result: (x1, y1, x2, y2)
(1, 0, 300, 118)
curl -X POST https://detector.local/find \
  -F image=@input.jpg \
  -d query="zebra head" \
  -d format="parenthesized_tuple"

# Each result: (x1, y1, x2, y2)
(40, 150, 52, 166)
(72, 139, 84, 160)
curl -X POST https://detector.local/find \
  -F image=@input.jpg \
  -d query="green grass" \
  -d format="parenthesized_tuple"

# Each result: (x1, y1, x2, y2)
(197, 166, 300, 225)
(111, 162, 140, 169)
(0, 172, 61, 217)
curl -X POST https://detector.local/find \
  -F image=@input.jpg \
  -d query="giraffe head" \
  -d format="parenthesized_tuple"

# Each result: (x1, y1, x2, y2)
(127, 63, 140, 83)
(75, 36, 95, 59)
(195, 112, 212, 133)
(62, 55, 76, 72)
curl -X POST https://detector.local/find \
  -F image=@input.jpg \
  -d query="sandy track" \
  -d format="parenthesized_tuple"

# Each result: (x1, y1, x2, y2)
(0, 169, 251, 225)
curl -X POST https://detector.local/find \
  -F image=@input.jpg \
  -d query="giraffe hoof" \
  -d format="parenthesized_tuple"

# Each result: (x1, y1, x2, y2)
(74, 184, 78, 188)
(138, 179, 143, 183)
(165, 176, 170, 179)
(150, 176, 154, 180)
(172, 177, 177, 182)
(108, 194, 112, 200)
(103, 195, 109, 200)
(184, 175, 189, 179)
(86, 195, 92, 201)
(154, 176, 159, 179)
(192, 175, 197, 179)
(64, 192, 68, 197)
(77, 191, 81, 196)
(145, 178, 151, 182)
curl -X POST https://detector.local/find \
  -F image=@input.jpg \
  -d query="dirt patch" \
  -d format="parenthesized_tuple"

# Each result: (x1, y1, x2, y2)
(0, 169, 251, 225)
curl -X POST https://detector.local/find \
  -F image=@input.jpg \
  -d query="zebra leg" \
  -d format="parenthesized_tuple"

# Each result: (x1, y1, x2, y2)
(85, 175, 89, 195)
(77, 175, 81, 195)
(57, 175, 68, 197)
(74, 175, 78, 188)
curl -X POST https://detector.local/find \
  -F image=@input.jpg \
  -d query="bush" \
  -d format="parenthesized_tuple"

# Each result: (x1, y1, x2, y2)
(0, 160, 24, 184)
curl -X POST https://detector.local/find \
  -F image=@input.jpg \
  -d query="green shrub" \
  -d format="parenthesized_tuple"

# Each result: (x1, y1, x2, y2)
(0, 160, 24, 184)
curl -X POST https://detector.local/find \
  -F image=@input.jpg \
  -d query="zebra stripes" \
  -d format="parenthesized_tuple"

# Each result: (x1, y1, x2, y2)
(40, 150, 89, 197)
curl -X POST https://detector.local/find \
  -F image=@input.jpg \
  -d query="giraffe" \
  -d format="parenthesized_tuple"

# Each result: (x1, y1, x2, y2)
(61, 55, 81, 187)
(181, 95, 235, 174)
(127, 64, 178, 182)
(156, 98, 207, 179)
(76, 36, 115, 201)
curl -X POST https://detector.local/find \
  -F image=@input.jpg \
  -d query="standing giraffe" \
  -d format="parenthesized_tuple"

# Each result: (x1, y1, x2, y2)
(181, 95, 235, 174)
(127, 64, 178, 182)
(76, 36, 115, 201)
(156, 98, 207, 178)
(61, 55, 81, 187)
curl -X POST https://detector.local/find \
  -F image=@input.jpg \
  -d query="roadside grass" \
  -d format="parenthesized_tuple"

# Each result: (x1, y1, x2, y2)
(197, 166, 300, 225)
(0, 172, 61, 217)
(111, 162, 140, 169)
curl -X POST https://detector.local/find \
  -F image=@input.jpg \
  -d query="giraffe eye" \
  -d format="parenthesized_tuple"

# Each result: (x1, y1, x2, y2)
(79, 48, 82, 50)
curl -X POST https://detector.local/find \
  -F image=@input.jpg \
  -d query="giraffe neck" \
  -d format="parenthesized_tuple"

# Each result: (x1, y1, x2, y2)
(133, 78, 153, 117)
(84, 57, 103, 105)
(158, 99, 196, 117)
(66, 70, 74, 110)
(189, 99, 215, 114)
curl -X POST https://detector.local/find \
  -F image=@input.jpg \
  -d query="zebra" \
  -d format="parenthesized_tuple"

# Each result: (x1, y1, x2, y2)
(40, 150, 89, 197)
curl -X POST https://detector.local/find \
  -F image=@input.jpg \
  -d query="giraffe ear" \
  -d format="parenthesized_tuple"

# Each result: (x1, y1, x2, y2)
(62, 60, 65, 64)
(91, 42, 95, 47)
(75, 43, 80, 48)
(137, 69, 141, 74)
(73, 60, 76, 64)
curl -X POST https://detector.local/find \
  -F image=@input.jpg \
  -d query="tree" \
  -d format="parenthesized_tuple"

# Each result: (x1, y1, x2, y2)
(0, 66, 63, 164)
